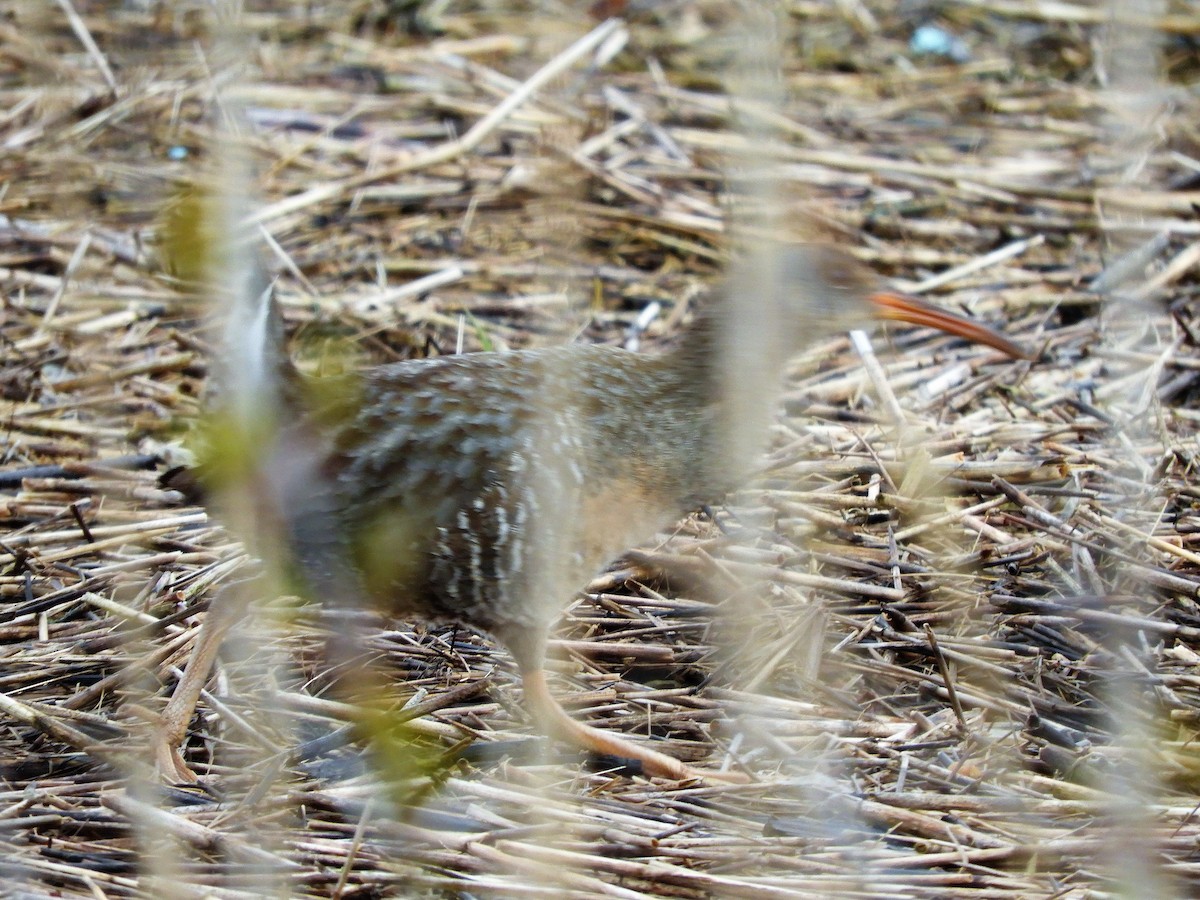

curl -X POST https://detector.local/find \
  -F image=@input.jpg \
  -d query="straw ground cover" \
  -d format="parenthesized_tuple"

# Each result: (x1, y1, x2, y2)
(1, 2, 1199, 896)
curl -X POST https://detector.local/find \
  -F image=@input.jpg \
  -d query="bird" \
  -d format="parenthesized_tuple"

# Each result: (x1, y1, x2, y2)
(152, 245, 1029, 784)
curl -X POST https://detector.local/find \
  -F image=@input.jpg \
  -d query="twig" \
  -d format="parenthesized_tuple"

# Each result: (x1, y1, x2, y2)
(53, 0, 117, 93)
(249, 19, 625, 226)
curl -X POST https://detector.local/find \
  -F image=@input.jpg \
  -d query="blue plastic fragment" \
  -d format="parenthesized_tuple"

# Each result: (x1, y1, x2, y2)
(910, 24, 971, 63)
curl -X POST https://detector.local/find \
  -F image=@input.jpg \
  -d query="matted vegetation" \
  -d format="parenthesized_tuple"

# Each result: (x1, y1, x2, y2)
(2, 2, 1199, 896)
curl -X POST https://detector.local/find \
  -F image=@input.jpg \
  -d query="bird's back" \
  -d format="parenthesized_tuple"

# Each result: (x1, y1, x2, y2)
(280, 343, 696, 649)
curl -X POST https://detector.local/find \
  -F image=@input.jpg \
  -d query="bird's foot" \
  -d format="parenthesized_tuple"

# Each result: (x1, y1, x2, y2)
(153, 736, 201, 784)
(585, 724, 751, 784)
(521, 668, 750, 784)
(127, 702, 202, 783)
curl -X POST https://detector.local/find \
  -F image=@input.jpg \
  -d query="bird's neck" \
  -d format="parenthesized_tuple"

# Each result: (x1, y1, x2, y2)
(655, 297, 794, 501)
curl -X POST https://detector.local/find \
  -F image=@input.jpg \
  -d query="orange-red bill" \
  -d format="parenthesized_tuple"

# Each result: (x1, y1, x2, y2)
(868, 291, 1033, 360)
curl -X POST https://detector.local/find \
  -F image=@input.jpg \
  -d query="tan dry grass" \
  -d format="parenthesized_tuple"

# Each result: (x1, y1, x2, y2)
(1, 1, 1199, 897)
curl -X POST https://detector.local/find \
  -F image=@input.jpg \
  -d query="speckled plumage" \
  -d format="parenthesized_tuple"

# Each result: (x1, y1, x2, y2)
(279, 326, 728, 672)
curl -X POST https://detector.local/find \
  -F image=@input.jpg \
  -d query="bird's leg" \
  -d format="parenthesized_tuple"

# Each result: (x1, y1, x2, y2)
(152, 587, 247, 782)
(519, 665, 748, 783)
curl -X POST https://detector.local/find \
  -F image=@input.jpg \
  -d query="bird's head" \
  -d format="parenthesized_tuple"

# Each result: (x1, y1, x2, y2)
(763, 244, 1031, 360)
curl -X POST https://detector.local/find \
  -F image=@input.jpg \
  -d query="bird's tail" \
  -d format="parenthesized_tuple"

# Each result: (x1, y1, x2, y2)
(160, 254, 300, 503)
(213, 262, 303, 430)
